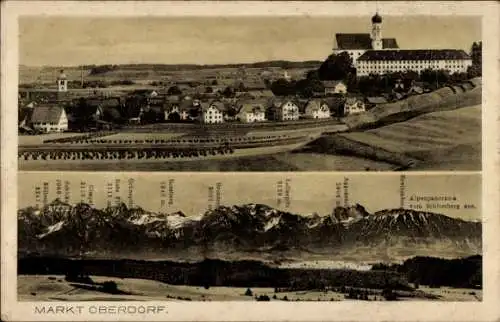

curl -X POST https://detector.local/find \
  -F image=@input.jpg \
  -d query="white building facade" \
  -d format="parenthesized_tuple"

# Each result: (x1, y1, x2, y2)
(237, 104, 266, 123)
(344, 98, 366, 115)
(356, 50, 473, 76)
(201, 103, 224, 124)
(272, 100, 300, 121)
(322, 81, 348, 95)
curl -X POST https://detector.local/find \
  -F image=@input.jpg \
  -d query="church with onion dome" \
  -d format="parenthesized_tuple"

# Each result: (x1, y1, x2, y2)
(333, 12, 473, 77)
(332, 12, 399, 68)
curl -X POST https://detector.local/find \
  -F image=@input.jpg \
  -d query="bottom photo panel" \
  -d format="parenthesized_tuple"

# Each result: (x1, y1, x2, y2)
(17, 172, 482, 302)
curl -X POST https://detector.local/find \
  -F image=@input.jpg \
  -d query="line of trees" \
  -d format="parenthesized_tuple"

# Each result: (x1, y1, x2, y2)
(269, 71, 325, 97)
(82, 61, 322, 73)
(371, 255, 482, 289)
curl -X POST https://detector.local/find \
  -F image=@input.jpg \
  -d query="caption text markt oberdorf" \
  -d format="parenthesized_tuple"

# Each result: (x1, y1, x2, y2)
(34, 305, 167, 315)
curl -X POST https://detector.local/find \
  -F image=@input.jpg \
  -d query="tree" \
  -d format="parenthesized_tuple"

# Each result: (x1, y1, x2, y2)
(295, 77, 324, 98)
(101, 281, 118, 293)
(222, 86, 235, 98)
(167, 85, 182, 96)
(358, 74, 382, 96)
(89, 65, 116, 75)
(244, 288, 253, 296)
(237, 82, 247, 92)
(470, 41, 482, 74)
(225, 106, 239, 117)
(318, 52, 355, 81)
(306, 69, 320, 80)
(256, 295, 270, 301)
(270, 78, 294, 96)
(467, 65, 481, 79)
(420, 69, 450, 88)
(205, 86, 213, 93)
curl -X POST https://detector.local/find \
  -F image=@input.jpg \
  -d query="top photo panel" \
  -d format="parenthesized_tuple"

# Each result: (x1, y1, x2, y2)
(17, 13, 482, 172)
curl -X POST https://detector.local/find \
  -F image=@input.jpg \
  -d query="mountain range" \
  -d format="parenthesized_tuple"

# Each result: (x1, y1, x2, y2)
(18, 200, 481, 261)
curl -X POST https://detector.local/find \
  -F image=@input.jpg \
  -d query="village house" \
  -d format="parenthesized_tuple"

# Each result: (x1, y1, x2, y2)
(30, 104, 69, 133)
(343, 97, 366, 116)
(303, 99, 331, 119)
(164, 99, 190, 122)
(83, 97, 123, 122)
(267, 99, 300, 121)
(322, 80, 348, 95)
(200, 100, 225, 124)
(393, 79, 405, 92)
(246, 89, 274, 98)
(236, 100, 267, 123)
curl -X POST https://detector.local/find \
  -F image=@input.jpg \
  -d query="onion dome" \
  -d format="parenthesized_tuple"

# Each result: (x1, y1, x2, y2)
(372, 12, 382, 23)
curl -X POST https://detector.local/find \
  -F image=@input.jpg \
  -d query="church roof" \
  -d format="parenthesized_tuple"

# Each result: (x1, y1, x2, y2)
(31, 105, 65, 123)
(335, 33, 399, 50)
(358, 49, 471, 61)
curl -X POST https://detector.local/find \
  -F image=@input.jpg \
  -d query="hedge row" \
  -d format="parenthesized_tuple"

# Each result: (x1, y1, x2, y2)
(43, 131, 117, 144)
(127, 119, 342, 132)
(18, 147, 234, 161)
(60, 135, 294, 145)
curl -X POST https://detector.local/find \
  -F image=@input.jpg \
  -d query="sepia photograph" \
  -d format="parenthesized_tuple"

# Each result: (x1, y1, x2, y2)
(17, 172, 482, 302)
(17, 13, 482, 172)
(2, 1, 499, 322)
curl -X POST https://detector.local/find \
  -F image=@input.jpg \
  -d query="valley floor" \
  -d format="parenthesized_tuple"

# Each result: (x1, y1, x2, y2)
(18, 275, 482, 302)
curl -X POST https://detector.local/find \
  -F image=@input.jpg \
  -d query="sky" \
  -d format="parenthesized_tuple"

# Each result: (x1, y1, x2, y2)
(18, 172, 481, 220)
(19, 16, 481, 66)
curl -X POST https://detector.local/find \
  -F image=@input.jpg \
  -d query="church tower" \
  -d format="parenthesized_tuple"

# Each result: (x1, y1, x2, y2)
(371, 12, 383, 50)
(56, 69, 68, 92)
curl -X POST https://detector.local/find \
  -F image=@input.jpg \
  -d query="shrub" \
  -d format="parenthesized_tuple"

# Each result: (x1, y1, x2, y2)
(382, 288, 398, 301)
(101, 281, 118, 293)
(244, 288, 253, 296)
(256, 295, 270, 301)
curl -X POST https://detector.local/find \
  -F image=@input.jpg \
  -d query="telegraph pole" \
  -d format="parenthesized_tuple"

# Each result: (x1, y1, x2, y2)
(80, 65, 84, 88)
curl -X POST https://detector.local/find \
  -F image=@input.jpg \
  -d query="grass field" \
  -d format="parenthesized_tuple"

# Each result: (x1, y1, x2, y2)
(333, 105, 481, 170)
(99, 132, 187, 141)
(18, 146, 395, 171)
(342, 105, 481, 153)
(18, 133, 85, 146)
(18, 275, 481, 302)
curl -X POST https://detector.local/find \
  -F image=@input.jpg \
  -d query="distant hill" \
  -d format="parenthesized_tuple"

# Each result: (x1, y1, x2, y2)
(19, 61, 322, 84)
(82, 61, 323, 73)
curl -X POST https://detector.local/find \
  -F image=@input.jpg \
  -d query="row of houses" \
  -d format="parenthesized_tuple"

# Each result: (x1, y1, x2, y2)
(155, 96, 366, 124)
(19, 94, 371, 133)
